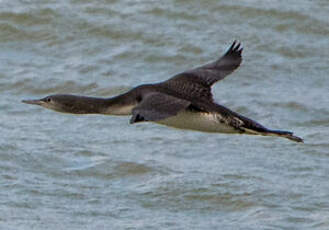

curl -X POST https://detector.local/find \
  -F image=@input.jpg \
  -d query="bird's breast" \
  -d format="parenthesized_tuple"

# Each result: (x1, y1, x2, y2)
(156, 111, 239, 133)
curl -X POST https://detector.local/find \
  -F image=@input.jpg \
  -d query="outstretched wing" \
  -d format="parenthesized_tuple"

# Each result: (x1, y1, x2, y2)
(167, 41, 243, 88)
(130, 92, 190, 123)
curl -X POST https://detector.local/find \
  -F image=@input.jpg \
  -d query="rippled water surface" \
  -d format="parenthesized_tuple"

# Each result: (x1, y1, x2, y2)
(1, 0, 329, 229)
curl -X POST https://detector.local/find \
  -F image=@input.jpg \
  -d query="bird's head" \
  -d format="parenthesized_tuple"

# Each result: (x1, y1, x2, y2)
(22, 94, 98, 114)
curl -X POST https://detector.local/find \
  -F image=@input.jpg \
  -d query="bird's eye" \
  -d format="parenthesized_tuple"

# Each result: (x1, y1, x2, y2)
(46, 98, 51, 102)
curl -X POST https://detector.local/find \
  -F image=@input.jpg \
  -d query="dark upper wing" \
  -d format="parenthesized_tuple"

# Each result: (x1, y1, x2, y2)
(167, 41, 243, 88)
(130, 92, 190, 124)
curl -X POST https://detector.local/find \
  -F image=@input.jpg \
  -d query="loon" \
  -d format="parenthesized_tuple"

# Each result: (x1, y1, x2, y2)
(22, 41, 303, 143)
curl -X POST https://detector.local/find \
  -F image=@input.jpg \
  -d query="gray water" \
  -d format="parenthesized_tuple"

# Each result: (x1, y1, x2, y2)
(1, 0, 329, 229)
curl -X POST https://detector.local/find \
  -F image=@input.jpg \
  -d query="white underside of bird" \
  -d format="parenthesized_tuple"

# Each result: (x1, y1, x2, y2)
(156, 111, 239, 133)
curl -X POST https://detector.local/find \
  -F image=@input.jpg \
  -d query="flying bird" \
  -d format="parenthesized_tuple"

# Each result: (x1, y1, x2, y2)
(22, 41, 303, 143)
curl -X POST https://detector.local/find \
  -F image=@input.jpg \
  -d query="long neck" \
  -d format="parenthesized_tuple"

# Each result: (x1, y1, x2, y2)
(53, 91, 137, 115)
(56, 85, 152, 115)
(102, 91, 138, 115)
(101, 85, 153, 115)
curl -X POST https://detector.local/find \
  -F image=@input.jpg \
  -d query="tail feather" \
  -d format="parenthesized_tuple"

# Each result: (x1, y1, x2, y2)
(267, 129, 304, 143)
(229, 112, 303, 143)
(243, 128, 303, 143)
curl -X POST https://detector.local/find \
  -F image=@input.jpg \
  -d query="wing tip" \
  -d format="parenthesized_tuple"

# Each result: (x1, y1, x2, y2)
(226, 40, 243, 56)
(130, 113, 146, 124)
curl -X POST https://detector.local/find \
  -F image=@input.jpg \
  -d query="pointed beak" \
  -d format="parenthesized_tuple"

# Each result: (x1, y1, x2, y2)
(22, 99, 43, 106)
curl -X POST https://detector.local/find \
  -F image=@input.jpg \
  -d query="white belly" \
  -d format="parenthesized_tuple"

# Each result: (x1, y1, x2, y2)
(156, 111, 239, 133)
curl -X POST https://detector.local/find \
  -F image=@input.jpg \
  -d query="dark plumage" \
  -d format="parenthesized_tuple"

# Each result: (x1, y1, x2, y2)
(22, 41, 303, 143)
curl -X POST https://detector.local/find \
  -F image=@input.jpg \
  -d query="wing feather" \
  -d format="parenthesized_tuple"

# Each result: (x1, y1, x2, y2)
(130, 92, 190, 123)
(167, 41, 243, 88)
